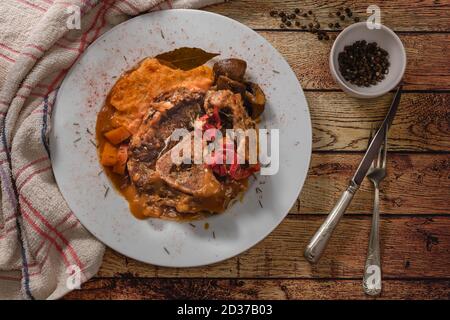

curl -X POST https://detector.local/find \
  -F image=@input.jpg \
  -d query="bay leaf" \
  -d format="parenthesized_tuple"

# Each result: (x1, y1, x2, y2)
(155, 47, 219, 71)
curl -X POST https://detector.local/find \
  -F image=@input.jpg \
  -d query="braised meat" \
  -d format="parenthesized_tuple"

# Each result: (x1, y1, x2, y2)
(155, 132, 222, 198)
(127, 88, 204, 190)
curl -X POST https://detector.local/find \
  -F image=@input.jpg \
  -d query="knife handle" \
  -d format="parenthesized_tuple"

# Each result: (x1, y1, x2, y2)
(304, 183, 358, 264)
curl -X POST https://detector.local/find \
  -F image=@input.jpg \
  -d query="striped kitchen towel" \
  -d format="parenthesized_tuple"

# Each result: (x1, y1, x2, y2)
(0, 0, 223, 300)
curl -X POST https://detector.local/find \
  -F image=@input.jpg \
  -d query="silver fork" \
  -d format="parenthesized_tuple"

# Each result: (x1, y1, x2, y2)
(362, 126, 388, 296)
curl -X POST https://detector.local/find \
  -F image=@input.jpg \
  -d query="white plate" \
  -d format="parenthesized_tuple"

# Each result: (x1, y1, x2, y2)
(50, 9, 311, 267)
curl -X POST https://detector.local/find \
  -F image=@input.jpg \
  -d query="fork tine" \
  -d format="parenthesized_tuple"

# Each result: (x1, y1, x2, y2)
(376, 137, 383, 168)
(368, 125, 376, 169)
(382, 124, 388, 168)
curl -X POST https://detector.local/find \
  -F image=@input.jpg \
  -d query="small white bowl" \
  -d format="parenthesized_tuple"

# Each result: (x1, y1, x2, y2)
(329, 22, 406, 99)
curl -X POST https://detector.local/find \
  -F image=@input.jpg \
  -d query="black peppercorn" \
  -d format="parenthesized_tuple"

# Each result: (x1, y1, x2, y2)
(295, 21, 301, 27)
(354, 17, 360, 22)
(281, 16, 287, 23)
(308, 22, 313, 28)
(280, 23, 286, 29)
(338, 40, 390, 87)
(347, 11, 353, 17)
(315, 22, 321, 29)
(295, 8, 300, 14)
(318, 35, 323, 40)
(302, 13, 307, 17)
(289, 13, 296, 19)
(270, 10, 278, 17)
(279, 11, 286, 17)
(340, 15, 345, 21)
(336, 11, 341, 16)
(286, 20, 292, 27)
(345, 8, 351, 14)
(335, 22, 341, 29)
(308, 10, 313, 15)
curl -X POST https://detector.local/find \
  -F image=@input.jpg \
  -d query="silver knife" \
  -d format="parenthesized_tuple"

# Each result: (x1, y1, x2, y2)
(304, 85, 403, 264)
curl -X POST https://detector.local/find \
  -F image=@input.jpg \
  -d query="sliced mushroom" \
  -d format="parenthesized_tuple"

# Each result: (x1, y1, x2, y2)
(213, 59, 247, 81)
(244, 82, 266, 119)
(215, 75, 246, 96)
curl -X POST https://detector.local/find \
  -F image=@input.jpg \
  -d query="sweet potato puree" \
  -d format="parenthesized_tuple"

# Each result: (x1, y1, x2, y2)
(96, 58, 214, 219)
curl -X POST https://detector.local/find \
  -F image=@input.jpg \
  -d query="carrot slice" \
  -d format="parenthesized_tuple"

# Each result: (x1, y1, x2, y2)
(104, 126, 131, 145)
(101, 142, 118, 166)
(112, 145, 128, 175)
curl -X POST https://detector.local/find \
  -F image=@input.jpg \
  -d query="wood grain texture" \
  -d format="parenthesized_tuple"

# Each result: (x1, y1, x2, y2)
(206, 0, 450, 31)
(258, 32, 450, 90)
(295, 153, 450, 214)
(307, 92, 450, 151)
(98, 216, 450, 279)
(65, 278, 450, 300)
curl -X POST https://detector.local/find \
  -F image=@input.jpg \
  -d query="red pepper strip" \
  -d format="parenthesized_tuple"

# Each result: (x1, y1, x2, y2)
(230, 163, 261, 180)
(200, 108, 261, 180)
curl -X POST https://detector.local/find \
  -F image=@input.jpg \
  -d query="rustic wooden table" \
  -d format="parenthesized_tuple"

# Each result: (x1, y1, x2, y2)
(66, 1, 450, 300)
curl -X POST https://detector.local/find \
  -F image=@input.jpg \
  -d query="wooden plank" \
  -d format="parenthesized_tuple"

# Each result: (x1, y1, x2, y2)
(295, 153, 450, 214)
(65, 278, 450, 300)
(206, 0, 450, 32)
(307, 92, 450, 152)
(258, 32, 450, 90)
(98, 216, 450, 279)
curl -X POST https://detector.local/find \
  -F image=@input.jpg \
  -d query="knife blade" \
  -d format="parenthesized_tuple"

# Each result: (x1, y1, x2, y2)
(304, 85, 402, 264)
(352, 85, 402, 185)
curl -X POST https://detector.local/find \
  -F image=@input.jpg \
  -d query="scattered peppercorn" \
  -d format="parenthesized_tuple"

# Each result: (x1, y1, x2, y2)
(318, 35, 323, 40)
(338, 40, 390, 87)
(267, 6, 362, 42)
